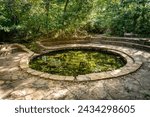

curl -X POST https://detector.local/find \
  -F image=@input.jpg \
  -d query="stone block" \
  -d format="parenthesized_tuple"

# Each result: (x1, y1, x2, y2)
(76, 75, 91, 81)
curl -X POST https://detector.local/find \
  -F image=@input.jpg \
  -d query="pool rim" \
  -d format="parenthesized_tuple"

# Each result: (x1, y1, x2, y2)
(19, 45, 142, 81)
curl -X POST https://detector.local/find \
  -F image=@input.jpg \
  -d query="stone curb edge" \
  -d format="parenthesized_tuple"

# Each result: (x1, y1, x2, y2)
(18, 44, 142, 81)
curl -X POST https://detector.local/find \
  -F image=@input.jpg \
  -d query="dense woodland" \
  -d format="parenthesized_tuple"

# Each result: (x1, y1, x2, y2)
(0, 0, 150, 42)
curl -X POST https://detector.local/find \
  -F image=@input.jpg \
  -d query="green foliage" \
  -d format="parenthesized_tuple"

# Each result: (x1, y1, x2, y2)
(30, 49, 125, 76)
(0, 0, 93, 41)
(0, 0, 150, 41)
(0, 0, 32, 41)
(85, 17, 107, 34)
(86, 0, 150, 37)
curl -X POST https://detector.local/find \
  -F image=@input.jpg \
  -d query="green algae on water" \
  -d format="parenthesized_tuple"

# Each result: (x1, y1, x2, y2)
(29, 49, 126, 76)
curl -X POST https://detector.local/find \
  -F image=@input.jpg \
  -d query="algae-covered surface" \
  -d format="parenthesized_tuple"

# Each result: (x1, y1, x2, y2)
(30, 49, 126, 76)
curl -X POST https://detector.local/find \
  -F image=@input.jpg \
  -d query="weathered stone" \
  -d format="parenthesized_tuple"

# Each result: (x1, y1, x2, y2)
(50, 75, 66, 81)
(11, 90, 27, 97)
(143, 53, 150, 59)
(20, 64, 28, 69)
(89, 72, 112, 80)
(139, 90, 150, 99)
(65, 76, 75, 81)
(31, 91, 44, 100)
(89, 82, 107, 99)
(27, 68, 35, 73)
(134, 51, 143, 56)
(20, 58, 28, 64)
(24, 88, 35, 94)
(25, 95, 33, 100)
(11, 75, 19, 80)
(124, 81, 140, 93)
(31, 71, 43, 76)
(5, 81, 11, 84)
(0, 68, 9, 72)
(40, 73, 51, 78)
(32, 80, 48, 89)
(110, 69, 121, 76)
(88, 74, 101, 80)
(0, 80, 4, 85)
(0, 89, 13, 99)
(49, 89, 68, 99)
(77, 75, 91, 81)
(13, 78, 35, 87)
(9, 67, 19, 71)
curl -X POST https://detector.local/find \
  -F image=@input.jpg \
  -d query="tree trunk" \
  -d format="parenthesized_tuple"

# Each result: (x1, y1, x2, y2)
(62, 0, 69, 26)
(64, 0, 69, 14)
(44, 0, 50, 34)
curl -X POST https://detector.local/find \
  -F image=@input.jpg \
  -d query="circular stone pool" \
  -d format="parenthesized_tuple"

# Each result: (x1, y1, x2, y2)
(29, 48, 126, 77)
(19, 45, 142, 81)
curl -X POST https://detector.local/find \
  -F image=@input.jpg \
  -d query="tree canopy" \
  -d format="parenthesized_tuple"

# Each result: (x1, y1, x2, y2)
(0, 0, 150, 42)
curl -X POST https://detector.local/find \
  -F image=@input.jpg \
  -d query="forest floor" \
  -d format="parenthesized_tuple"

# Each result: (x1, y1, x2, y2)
(0, 36, 150, 99)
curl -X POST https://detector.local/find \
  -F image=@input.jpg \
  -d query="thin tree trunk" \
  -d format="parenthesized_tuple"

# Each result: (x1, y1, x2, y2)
(64, 0, 69, 13)
(62, 0, 69, 26)
(44, 0, 50, 34)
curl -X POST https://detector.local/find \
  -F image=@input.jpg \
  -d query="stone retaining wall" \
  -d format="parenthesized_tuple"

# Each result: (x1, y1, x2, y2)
(37, 36, 150, 52)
